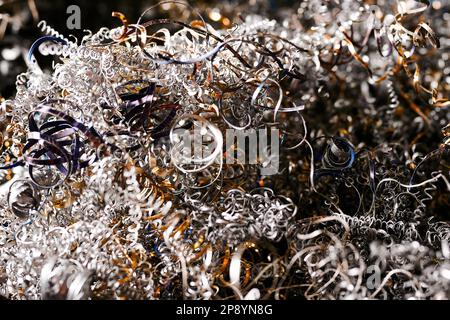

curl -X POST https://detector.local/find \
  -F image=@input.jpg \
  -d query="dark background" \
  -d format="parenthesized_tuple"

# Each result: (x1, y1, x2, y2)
(0, 0, 295, 98)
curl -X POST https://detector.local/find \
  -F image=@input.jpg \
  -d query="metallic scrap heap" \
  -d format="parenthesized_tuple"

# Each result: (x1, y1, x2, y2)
(0, 0, 449, 300)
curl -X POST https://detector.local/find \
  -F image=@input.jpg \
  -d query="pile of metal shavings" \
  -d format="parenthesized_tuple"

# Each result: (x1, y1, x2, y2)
(0, 0, 449, 300)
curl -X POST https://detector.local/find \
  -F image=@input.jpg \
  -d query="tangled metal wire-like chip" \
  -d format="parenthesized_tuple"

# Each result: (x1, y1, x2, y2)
(0, 0, 449, 300)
